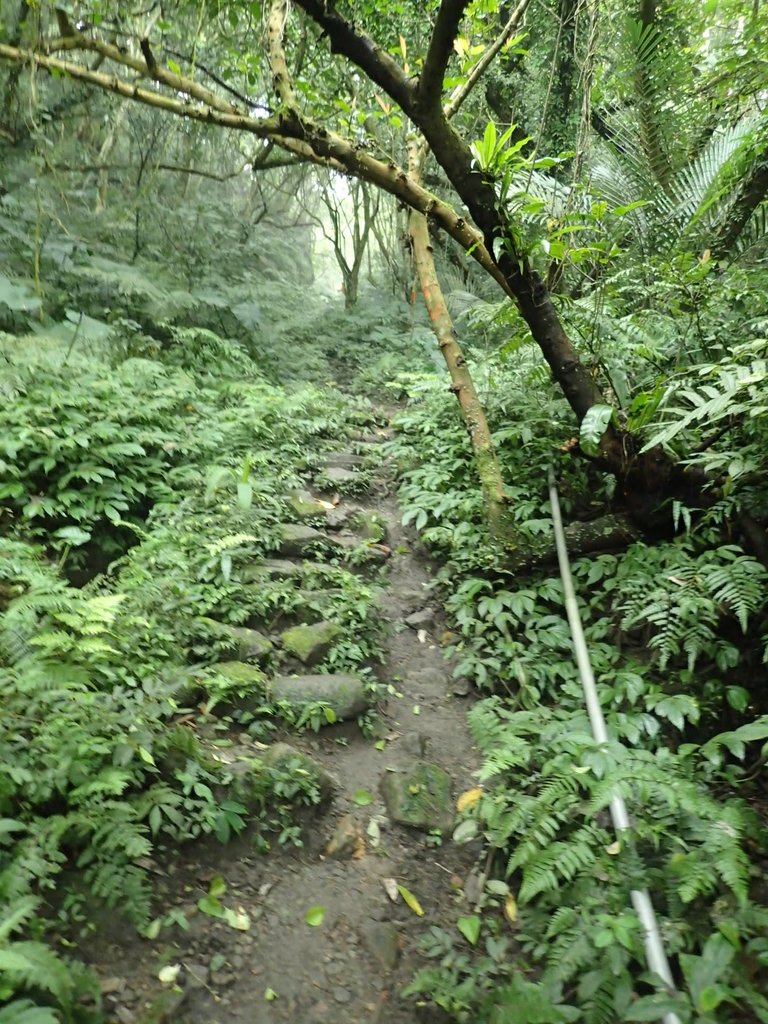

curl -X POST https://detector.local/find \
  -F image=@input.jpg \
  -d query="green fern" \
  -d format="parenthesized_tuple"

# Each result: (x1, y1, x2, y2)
(0, 1001, 59, 1024)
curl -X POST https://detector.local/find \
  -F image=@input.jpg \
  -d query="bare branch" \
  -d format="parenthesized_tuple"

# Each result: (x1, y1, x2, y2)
(419, 0, 469, 109)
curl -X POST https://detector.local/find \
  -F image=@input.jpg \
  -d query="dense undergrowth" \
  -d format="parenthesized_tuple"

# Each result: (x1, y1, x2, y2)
(389, 356, 768, 1023)
(0, 291, 415, 1019)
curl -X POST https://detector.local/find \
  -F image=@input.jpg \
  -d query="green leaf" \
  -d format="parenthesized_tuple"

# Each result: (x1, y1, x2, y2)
(353, 789, 373, 806)
(209, 875, 227, 898)
(453, 819, 478, 843)
(698, 985, 728, 1013)
(304, 906, 326, 927)
(579, 404, 614, 457)
(236, 481, 253, 511)
(457, 915, 481, 945)
(54, 525, 91, 546)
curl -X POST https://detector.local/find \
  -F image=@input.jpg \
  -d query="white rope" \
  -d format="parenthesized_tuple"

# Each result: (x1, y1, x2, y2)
(547, 468, 681, 1024)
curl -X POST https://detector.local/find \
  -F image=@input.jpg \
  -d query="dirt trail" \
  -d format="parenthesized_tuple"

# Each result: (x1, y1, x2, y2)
(88, 420, 481, 1024)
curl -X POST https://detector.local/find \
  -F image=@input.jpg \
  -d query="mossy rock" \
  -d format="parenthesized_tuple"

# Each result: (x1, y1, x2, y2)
(197, 618, 273, 665)
(380, 761, 453, 833)
(279, 523, 334, 557)
(351, 510, 388, 543)
(229, 743, 336, 809)
(134, 989, 187, 1024)
(231, 626, 273, 664)
(240, 558, 307, 582)
(209, 661, 267, 693)
(263, 742, 337, 803)
(288, 490, 327, 522)
(280, 620, 343, 665)
(270, 673, 369, 720)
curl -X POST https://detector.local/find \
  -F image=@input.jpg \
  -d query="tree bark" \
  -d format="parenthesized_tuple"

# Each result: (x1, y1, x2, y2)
(502, 514, 642, 573)
(408, 145, 510, 537)
(710, 146, 768, 261)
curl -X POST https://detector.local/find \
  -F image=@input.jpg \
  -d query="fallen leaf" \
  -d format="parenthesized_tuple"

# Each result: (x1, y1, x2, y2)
(158, 964, 181, 985)
(264, 988, 278, 1001)
(605, 840, 622, 856)
(305, 906, 326, 927)
(456, 787, 483, 813)
(412, 705, 421, 716)
(453, 819, 479, 843)
(417, 629, 427, 644)
(367, 819, 381, 848)
(397, 884, 424, 917)
(353, 789, 373, 806)
(504, 893, 518, 925)
(325, 814, 362, 858)
(224, 906, 251, 931)
(383, 877, 399, 902)
(457, 915, 481, 945)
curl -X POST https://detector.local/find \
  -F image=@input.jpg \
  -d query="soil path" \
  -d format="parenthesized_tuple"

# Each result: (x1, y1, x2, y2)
(88, 417, 481, 1024)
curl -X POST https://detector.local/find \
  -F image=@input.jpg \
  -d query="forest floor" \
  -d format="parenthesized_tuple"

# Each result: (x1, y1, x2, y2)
(80, 413, 482, 1024)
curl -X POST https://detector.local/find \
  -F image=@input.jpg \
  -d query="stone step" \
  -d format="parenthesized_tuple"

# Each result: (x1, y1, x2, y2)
(319, 452, 367, 470)
(270, 673, 369, 720)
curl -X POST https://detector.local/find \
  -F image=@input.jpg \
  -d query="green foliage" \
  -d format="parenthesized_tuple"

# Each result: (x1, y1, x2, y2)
(392, 371, 768, 1022)
(0, 313, 387, 1017)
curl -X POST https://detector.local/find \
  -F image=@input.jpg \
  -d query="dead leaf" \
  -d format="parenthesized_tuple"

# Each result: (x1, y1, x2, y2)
(325, 814, 363, 859)
(383, 877, 399, 902)
(374, 94, 391, 115)
(605, 840, 622, 856)
(399, 34, 407, 59)
(158, 964, 181, 985)
(456, 788, 483, 813)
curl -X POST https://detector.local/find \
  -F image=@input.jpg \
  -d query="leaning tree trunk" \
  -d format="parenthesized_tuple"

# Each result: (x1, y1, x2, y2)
(408, 143, 511, 537)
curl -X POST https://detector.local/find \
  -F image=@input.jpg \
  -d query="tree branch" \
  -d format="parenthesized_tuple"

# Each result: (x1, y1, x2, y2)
(291, 0, 416, 112)
(164, 47, 257, 109)
(41, 32, 241, 116)
(443, 0, 531, 119)
(419, 0, 469, 109)
(267, 0, 297, 110)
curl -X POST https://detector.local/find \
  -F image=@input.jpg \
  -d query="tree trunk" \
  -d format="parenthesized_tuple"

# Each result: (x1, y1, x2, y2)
(408, 145, 511, 538)
(710, 146, 768, 261)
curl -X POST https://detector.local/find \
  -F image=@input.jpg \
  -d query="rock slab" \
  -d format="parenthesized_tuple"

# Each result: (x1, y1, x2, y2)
(380, 761, 453, 832)
(270, 673, 368, 720)
(280, 620, 343, 665)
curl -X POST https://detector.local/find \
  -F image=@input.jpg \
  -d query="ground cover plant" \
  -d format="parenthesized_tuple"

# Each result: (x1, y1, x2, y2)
(0, 316, 389, 1018)
(1, 0, 768, 1020)
(390, 358, 768, 1022)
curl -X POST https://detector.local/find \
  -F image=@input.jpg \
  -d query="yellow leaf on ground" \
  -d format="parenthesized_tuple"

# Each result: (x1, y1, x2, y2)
(456, 788, 483, 813)
(397, 884, 424, 917)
